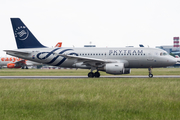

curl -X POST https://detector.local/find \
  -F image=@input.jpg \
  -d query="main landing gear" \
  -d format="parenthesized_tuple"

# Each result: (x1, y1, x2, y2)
(148, 67, 153, 78)
(22, 66, 28, 69)
(88, 71, 100, 78)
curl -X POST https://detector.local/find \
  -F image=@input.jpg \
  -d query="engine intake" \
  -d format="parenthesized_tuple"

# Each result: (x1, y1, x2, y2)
(105, 63, 125, 75)
(7, 63, 21, 68)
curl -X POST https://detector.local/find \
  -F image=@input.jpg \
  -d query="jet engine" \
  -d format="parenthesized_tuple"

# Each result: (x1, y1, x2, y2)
(105, 63, 125, 75)
(7, 63, 21, 68)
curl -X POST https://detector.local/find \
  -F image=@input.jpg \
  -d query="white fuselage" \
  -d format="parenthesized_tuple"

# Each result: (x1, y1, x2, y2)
(6, 47, 176, 69)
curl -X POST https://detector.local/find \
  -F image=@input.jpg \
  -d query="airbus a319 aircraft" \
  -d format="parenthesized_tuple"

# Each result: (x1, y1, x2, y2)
(4, 18, 177, 78)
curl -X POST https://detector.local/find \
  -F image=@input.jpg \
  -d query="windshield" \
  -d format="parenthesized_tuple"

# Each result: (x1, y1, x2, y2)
(160, 52, 168, 56)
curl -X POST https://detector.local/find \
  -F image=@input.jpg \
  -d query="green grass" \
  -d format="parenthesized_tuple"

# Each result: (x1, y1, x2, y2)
(1, 78, 180, 120)
(0, 68, 180, 119)
(0, 68, 179, 76)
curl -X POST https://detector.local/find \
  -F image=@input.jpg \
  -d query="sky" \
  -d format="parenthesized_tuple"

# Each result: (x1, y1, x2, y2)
(0, 0, 180, 56)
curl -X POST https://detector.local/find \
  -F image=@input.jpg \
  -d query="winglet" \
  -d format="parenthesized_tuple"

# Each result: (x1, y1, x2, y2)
(11, 18, 46, 49)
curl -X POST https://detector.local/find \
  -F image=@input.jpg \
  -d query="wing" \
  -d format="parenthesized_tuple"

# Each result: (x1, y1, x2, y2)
(54, 53, 128, 67)
(14, 59, 26, 66)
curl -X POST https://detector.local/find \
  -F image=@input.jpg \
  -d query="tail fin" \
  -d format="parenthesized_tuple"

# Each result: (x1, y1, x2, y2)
(55, 42, 62, 47)
(11, 18, 46, 49)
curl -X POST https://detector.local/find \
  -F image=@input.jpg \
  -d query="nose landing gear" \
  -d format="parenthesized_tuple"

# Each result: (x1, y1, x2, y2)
(148, 67, 153, 78)
(149, 73, 153, 78)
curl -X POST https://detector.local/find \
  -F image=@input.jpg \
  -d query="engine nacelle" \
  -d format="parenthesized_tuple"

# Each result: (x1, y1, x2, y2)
(105, 63, 124, 75)
(7, 63, 21, 68)
(7, 63, 15, 68)
(124, 68, 131, 74)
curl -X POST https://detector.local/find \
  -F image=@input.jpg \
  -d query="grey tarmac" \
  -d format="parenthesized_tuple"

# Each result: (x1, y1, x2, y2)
(0, 75, 180, 79)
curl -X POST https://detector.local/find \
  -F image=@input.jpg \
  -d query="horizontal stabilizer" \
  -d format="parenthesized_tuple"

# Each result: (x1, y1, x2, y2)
(4, 50, 31, 55)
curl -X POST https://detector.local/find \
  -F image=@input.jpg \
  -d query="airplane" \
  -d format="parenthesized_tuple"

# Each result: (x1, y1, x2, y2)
(0, 57, 40, 69)
(55, 42, 62, 47)
(175, 55, 180, 58)
(175, 55, 180, 63)
(4, 18, 177, 78)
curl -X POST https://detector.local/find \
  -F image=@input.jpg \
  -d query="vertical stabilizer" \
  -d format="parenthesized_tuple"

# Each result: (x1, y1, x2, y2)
(55, 42, 62, 47)
(11, 18, 46, 49)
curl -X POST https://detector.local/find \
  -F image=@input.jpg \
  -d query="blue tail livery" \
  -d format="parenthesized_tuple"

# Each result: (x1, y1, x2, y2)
(11, 18, 46, 49)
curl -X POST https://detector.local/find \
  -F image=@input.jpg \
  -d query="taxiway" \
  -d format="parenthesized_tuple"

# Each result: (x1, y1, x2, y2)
(0, 75, 180, 79)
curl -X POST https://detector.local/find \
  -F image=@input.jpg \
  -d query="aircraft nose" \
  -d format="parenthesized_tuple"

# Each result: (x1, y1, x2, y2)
(169, 57, 177, 65)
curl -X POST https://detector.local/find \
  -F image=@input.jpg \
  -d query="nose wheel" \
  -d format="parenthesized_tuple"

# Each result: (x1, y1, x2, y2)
(149, 73, 153, 78)
(88, 71, 100, 78)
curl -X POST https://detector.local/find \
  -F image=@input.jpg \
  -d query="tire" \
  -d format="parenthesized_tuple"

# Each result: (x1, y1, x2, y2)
(88, 72, 94, 78)
(94, 72, 100, 78)
(149, 74, 153, 78)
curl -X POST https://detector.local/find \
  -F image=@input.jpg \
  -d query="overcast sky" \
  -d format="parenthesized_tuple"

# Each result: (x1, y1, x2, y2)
(0, 0, 180, 56)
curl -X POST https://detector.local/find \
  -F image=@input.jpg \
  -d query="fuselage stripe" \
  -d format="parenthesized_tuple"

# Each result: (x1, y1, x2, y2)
(46, 49, 73, 64)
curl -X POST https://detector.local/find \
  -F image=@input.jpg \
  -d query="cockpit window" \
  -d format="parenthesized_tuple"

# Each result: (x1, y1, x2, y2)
(160, 52, 168, 56)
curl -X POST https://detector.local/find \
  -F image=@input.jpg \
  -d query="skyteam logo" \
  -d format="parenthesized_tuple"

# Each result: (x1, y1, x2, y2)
(37, 48, 78, 66)
(14, 26, 29, 40)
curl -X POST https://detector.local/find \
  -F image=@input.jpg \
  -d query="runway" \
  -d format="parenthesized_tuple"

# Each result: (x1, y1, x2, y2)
(0, 75, 180, 79)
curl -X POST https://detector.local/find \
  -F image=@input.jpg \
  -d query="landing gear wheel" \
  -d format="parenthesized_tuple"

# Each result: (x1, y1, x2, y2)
(22, 66, 24, 69)
(149, 74, 153, 78)
(26, 66, 28, 69)
(88, 72, 94, 78)
(148, 67, 153, 78)
(94, 72, 100, 78)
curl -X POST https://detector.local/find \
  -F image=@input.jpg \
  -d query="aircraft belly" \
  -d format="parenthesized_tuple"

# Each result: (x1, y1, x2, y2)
(128, 60, 139, 68)
(58, 60, 75, 68)
(128, 59, 156, 68)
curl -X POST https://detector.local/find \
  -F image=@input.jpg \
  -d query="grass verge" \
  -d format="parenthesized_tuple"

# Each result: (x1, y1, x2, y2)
(1, 78, 180, 120)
